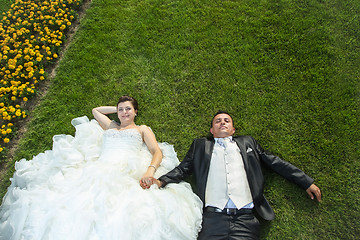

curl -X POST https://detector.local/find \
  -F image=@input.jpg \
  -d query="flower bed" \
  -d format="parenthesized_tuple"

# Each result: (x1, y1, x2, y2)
(0, 0, 82, 160)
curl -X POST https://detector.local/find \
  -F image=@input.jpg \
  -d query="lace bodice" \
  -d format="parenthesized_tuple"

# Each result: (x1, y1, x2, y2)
(101, 128, 143, 154)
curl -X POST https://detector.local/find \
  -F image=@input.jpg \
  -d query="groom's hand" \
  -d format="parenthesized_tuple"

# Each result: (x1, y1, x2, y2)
(140, 177, 160, 189)
(149, 177, 162, 188)
(306, 183, 322, 202)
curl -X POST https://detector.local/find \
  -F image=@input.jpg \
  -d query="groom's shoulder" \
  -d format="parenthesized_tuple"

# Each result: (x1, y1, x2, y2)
(233, 135, 252, 139)
(192, 136, 213, 144)
(233, 135, 256, 143)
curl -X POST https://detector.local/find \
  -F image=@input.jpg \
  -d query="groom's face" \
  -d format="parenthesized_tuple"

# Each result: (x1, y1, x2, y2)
(210, 113, 235, 138)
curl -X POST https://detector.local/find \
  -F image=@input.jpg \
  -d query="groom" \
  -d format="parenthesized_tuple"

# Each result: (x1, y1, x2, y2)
(144, 110, 321, 239)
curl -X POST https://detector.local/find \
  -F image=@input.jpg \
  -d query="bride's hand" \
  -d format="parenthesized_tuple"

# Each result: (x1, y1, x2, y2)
(139, 165, 157, 189)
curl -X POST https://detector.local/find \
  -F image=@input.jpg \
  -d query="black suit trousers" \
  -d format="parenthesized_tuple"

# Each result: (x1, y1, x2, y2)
(198, 210, 260, 240)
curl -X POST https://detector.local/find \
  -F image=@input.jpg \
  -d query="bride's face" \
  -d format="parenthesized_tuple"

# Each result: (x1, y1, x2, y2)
(117, 101, 137, 124)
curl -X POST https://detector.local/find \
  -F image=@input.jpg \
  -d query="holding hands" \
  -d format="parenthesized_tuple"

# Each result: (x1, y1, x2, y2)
(139, 164, 160, 189)
(140, 177, 161, 189)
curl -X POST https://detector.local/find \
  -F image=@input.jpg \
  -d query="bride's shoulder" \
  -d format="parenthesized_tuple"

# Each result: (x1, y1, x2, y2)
(137, 125, 155, 135)
(137, 124, 151, 132)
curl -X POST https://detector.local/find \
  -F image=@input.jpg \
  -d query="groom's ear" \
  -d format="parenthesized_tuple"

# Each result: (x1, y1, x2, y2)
(210, 128, 214, 135)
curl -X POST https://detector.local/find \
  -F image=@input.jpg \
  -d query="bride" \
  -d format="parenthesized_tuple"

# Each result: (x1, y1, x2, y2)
(0, 96, 203, 240)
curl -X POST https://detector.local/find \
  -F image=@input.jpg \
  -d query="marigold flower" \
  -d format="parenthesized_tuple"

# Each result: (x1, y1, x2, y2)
(3, 138, 10, 143)
(0, 0, 81, 143)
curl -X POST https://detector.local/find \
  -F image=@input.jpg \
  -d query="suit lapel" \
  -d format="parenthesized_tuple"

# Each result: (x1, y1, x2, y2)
(197, 138, 214, 203)
(204, 139, 214, 169)
(234, 137, 249, 170)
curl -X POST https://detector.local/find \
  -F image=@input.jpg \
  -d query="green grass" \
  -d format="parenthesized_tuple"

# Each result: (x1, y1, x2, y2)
(0, 0, 12, 13)
(1, 0, 359, 239)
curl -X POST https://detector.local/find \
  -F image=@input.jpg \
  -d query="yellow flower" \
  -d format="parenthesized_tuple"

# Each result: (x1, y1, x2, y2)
(23, 97, 28, 101)
(3, 138, 9, 143)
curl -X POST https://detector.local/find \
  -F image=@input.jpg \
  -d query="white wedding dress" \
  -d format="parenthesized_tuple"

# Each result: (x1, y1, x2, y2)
(0, 116, 202, 240)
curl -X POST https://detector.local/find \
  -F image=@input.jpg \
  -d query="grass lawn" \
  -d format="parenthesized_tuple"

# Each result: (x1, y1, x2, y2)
(0, 0, 12, 14)
(1, 0, 359, 239)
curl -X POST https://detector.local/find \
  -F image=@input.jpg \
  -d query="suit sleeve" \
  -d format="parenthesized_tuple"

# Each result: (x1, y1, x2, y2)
(158, 139, 196, 187)
(251, 136, 314, 190)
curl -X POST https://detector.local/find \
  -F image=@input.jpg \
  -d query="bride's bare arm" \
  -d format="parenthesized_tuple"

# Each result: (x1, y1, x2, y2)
(139, 125, 163, 187)
(92, 106, 117, 130)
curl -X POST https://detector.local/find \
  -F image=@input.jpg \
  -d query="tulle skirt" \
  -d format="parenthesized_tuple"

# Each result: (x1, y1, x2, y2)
(0, 117, 203, 240)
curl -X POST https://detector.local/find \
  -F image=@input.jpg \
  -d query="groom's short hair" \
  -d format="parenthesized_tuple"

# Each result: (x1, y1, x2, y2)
(210, 110, 234, 128)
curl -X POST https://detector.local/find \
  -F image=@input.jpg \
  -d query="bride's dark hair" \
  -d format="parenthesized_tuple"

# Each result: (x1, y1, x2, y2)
(117, 96, 139, 112)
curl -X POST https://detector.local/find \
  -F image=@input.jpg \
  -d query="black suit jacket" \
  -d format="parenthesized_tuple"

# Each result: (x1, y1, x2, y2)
(159, 135, 314, 220)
